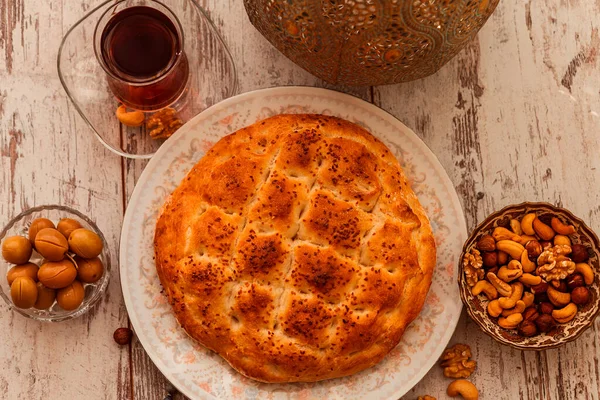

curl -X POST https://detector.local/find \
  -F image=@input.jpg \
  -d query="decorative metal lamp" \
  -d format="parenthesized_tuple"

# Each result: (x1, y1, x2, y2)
(244, 0, 499, 86)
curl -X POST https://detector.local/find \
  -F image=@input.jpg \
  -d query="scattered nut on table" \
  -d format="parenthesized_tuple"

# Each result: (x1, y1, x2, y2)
(417, 396, 436, 400)
(114, 327, 133, 345)
(447, 379, 479, 400)
(465, 211, 596, 338)
(439, 343, 477, 378)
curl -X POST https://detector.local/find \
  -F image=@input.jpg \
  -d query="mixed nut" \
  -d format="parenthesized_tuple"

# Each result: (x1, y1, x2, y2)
(464, 212, 595, 337)
(2, 217, 105, 312)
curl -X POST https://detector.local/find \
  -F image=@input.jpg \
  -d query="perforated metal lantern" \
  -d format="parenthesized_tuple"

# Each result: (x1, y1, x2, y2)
(244, 0, 499, 86)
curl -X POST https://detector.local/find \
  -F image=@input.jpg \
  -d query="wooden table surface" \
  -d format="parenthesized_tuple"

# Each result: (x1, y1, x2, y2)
(1, 0, 599, 399)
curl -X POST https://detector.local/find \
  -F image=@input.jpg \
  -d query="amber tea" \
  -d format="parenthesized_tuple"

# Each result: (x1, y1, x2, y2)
(96, 4, 189, 111)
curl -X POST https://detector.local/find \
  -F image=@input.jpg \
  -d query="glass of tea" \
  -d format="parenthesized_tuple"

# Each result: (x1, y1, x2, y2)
(93, 0, 189, 111)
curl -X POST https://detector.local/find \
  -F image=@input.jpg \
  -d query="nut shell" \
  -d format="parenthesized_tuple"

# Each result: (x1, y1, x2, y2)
(477, 235, 496, 252)
(518, 320, 538, 337)
(56, 280, 85, 311)
(482, 251, 498, 268)
(57, 218, 82, 240)
(10, 276, 38, 309)
(7, 262, 39, 285)
(28, 218, 55, 243)
(34, 282, 56, 310)
(525, 240, 543, 259)
(75, 257, 104, 283)
(2, 236, 33, 264)
(534, 314, 556, 333)
(567, 273, 585, 290)
(68, 229, 103, 259)
(35, 228, 68, 261)
(113, 327, 133, 345)
(38, 260, 77, 289)
(571, 287, 590, 305)
(571, 244, 589, 263)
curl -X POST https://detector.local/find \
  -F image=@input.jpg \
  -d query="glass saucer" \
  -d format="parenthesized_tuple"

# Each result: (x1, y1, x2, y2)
(58, 0, 238, 159)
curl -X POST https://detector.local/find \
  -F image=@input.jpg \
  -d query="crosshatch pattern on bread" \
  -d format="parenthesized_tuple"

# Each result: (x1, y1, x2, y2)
(154, 114, 436, 382)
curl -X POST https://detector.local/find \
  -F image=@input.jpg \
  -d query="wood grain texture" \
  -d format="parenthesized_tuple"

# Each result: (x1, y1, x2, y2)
(1, 0, 600, 399)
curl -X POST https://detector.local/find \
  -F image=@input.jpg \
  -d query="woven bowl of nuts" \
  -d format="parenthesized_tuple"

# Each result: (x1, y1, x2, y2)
(459, 202, 600, 350)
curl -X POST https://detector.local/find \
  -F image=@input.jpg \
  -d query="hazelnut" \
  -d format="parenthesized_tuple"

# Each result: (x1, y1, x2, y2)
(535, 314, 556, 333)
(571, 287, 590, 305)
(114, 327, 133, 345)
(531, 281, 549, 294)
(518, 320, 538, 337)
(482, 251, 498, 268)
(497, 251, 509, 265)
(534, 292, 549, 304)
(550, 280, 568, 292)
(487, 266, 499, 275)
(477, 235, 496, 252)
(523, 307, 539, 322)
(539, 302, 555, 315)
(567, 273, 585, 291)
(525, 240, 543, 259)
(571, 244, 589, 263)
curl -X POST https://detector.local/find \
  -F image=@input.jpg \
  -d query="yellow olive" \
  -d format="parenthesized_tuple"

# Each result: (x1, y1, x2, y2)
(10, 276, 38, 309)
(2, 236, 33, 264)
(35, 228, 68, 261)
(7, 262, 39, 285)
(34, 282, 56, 309)
(38, 260, 77, 289)
(56, 280, 85, 311)
(68, 229, 103, 258)
(57, 218, 82, 240)
(28, 218, 55, 243)
(75, 256, 104, 283)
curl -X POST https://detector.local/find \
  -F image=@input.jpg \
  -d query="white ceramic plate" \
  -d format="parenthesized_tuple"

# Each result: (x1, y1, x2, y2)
(120, 86, 466, 400)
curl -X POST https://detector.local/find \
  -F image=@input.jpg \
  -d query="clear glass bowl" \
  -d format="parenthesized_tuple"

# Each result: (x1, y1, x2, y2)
(0, 205, 111, 322)
(57, 0, 237, 159)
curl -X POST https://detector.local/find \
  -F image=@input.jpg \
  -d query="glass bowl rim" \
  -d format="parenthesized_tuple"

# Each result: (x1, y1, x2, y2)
(0, 204, 112, 322)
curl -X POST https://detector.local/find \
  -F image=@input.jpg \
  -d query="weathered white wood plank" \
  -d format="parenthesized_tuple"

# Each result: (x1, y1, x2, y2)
(0, 0, 130, 398)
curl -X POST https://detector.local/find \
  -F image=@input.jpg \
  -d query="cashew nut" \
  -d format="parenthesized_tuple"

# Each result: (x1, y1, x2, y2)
(519, 273, 542, 286)
(498, 265, 523, 282)
(502, 300, 526, 317)
(533, 218, 555, 241)
(487, 299, 503, 317)
(487, 272, 512, 297)
(576, 262, 595, 285)
(521, 249, 537, 273)
(116, 105, 145, 127)
(498, 282, 524, 309)
(471, 280, 498, 300)
(498, 313, 523, 329)
(493, 227, 518, 241)
(447, 379, 479, 400)
(552, 303, 578, 323)
(554, 235, 571, 247)
(496, 240, 525, 259)
(522, 291, 535, 308)
(547, 286, 571, 307)
(551, 217, 576, 235)
(521, 213, 537, 236)
(517, 234, 538, 245)
(510, 219, 523, 235)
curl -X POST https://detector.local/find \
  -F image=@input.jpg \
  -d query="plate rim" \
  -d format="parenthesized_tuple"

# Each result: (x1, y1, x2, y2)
(119, 85, 466, 400)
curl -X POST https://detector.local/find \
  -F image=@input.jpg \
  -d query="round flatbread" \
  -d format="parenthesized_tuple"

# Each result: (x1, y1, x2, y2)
(154, 114, 436, 382)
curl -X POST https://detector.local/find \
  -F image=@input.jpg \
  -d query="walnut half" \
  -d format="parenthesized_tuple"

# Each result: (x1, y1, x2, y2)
(537, 245, 576, 281)
(463, 248, 484, 287)
(439, 343, 477, 378)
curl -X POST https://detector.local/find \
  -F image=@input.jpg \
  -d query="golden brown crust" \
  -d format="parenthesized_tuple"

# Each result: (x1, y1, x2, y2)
(154, 114, 436, 382)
